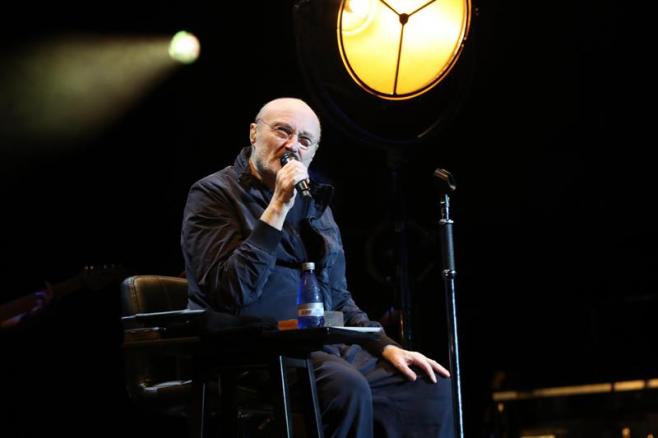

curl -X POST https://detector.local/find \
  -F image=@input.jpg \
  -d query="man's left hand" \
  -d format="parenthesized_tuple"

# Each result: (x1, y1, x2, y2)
(382, 345, 450, 383)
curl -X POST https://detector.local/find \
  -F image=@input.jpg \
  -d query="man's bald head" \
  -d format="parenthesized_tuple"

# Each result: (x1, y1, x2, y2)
(255, 97, 321, 142)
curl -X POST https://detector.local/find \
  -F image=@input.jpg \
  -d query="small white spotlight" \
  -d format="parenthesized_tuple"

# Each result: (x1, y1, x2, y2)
(168, 31, 200, 64)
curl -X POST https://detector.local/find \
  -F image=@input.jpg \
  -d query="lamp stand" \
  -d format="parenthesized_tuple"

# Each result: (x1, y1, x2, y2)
(389, 152, 413, 348)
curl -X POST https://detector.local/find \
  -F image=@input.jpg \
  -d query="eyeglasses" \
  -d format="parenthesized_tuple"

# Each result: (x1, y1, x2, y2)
(256, 119, 318, 149)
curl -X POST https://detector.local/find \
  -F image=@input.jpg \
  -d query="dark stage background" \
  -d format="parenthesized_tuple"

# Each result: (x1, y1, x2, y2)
(1, 1, 655, 436)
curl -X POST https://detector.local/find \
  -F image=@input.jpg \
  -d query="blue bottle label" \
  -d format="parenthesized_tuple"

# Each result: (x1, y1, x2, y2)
(297, 303, 324, 317)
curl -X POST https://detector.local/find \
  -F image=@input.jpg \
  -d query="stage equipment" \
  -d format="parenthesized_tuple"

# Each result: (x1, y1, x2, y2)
(294, 2, 475, 434)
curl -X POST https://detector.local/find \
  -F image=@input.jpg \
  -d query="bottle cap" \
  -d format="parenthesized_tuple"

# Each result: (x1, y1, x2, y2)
(301, 262, 315, 271)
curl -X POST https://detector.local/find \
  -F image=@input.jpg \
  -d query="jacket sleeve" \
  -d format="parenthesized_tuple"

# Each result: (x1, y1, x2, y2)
(328, 222, 401, 356)
(181, 179, 281, 313)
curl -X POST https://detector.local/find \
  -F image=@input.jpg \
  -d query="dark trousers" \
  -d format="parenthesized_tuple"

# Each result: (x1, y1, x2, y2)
(311, 344, 455, 438)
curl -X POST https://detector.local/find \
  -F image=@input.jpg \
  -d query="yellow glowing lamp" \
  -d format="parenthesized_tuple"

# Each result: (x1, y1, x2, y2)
(338, 0, 471, 100)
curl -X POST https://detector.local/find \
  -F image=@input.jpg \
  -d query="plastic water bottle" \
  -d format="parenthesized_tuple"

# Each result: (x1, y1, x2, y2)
(297, 262, 325, 329)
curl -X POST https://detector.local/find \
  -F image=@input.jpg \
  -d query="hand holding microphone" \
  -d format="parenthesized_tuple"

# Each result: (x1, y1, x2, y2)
(260, 152, 310, 230)
(280, 152, 312, 199)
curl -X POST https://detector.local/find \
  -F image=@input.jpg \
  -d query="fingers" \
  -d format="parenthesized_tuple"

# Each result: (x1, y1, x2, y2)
(276, 161, 307, 193)
(382, 345, 451, 383)
(273, 162, 304, 204)
(403, 351, 452, 383)
(411, 353, 437, 383)
(429, 358, 451, 378)
(382, 346, 417, 381)
(392, 359, 418, 382)
(280, 157, 309, 183)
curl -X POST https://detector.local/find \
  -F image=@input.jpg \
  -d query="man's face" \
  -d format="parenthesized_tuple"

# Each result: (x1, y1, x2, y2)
(248, 100, 320, 185)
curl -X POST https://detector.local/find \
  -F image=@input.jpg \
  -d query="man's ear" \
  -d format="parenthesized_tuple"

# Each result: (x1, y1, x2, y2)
(249, 123, 257, 145)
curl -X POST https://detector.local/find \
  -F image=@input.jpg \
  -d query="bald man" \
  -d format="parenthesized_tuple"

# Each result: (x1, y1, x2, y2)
(182, 97, 455, 437)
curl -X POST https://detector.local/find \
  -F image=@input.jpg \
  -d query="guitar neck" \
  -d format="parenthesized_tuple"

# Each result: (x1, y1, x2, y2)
(0, 275, 83, 327)
(0, 265, 125, 329)
(48, 275, 85, 299)
(0, 294, 42, 325)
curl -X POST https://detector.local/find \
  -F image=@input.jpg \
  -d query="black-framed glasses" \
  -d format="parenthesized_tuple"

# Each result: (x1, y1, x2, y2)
(256, 119, 318, 149)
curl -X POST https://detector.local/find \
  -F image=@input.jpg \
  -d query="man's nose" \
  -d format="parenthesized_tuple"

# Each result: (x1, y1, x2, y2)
(283, 138, 300, 152)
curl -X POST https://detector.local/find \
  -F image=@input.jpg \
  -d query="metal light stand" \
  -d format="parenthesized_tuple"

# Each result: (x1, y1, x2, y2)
(390, 153, 413, 348)
(433, 168, 464, 438)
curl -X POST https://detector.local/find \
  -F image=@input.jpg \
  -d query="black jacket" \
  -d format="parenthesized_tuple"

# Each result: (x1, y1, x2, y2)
(181, 146, 396, 354)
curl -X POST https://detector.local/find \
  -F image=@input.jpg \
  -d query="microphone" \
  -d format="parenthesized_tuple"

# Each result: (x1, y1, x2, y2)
(280, 152, 312, 198)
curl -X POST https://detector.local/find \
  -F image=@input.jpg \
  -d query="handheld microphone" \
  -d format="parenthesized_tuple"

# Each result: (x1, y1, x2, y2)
(280, 152, 312, 198)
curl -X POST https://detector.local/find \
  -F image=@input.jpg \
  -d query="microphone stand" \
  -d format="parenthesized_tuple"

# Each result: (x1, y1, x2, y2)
(433, 168, 465, 438)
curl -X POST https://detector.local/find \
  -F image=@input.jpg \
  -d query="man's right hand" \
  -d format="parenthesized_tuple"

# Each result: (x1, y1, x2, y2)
(260, 158, 308, 230)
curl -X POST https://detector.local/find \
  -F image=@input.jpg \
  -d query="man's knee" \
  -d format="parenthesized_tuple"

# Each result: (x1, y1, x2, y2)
(412, 376, 453, 417)
(372, 377, 455, 437)
(313, 363, 374, 437)
(320, 366, 372, 409)
(313, 354, 373, 411)
(430, 377, 454, 419)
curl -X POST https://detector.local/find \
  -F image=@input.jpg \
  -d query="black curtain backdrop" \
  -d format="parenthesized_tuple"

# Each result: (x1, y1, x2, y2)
(1, 1, 654, 436)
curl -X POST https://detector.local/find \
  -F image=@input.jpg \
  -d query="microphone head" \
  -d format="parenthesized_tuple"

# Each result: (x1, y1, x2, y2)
(280, 152, 296, 167)
(279, 151, 312, 198)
